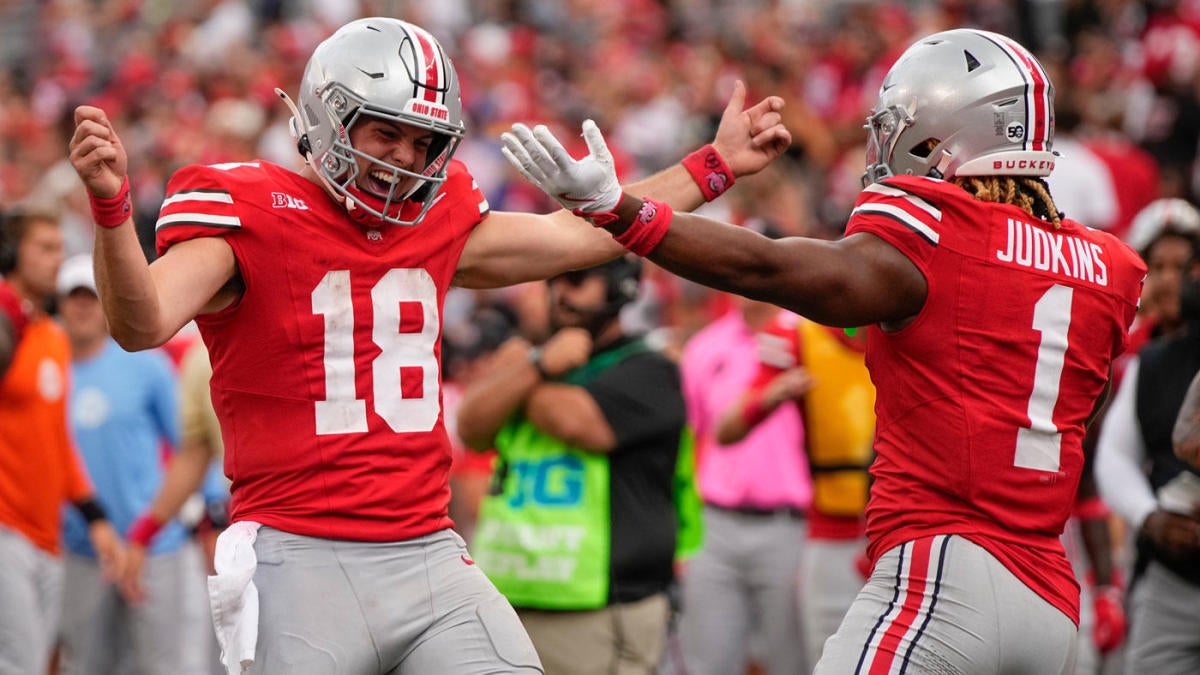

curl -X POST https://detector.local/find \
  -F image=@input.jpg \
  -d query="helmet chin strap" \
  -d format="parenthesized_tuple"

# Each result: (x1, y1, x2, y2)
(928, 150, 954, 180)
(275, 88, 354, 211)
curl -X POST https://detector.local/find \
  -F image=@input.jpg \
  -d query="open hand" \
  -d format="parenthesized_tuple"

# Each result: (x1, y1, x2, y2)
(711, 80, 792, 178)
(501, 121, 622, 215)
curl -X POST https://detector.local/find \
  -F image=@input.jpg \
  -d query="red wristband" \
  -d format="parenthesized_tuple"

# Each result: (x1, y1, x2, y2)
(127, 512, 165, 547)
(682, 144, 734, 202)
(1073, 495, 1110, 521)
(88, 177, 133, 229)
(612, 198, 672, 256)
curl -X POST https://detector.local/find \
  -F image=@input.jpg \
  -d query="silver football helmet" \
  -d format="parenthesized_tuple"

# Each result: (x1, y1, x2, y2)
(863, 29, 1056, 186)
(287, 18, 465, 226)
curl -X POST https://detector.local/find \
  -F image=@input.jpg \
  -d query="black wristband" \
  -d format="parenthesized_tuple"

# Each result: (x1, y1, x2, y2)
(75, 498, 108, 524)
(528, 346, 550, 379)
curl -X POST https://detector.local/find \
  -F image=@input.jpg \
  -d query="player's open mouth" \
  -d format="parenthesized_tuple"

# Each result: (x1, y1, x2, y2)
(363, 169, 400, 199)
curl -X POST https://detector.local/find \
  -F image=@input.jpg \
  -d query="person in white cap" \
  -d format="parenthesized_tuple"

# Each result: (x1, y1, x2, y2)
(54, 253, 204, 675)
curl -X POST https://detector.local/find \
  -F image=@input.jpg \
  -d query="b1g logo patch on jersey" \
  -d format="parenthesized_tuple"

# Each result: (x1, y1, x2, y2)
(271, 192, 310, 210)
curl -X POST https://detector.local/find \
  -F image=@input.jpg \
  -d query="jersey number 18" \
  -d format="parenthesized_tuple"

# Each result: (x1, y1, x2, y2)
(311, 269, 440, 435)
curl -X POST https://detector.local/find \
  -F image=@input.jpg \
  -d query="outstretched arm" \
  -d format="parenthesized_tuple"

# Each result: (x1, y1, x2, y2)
(69, 106, 237, 350)
(497, 115, 924, 326)
(454, 82, 792, 289)
(640, 210, 924, 327)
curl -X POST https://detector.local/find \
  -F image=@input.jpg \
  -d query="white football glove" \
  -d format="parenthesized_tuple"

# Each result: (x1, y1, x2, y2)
(500, 120, 622, 215)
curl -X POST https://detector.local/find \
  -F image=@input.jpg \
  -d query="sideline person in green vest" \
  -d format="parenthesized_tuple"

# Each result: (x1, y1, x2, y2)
(457, 256, 701, 675)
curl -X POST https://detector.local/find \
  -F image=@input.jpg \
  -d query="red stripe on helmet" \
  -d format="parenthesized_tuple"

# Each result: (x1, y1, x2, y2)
(1001, 38, 1051, 152)
(412, 29, 442, 103)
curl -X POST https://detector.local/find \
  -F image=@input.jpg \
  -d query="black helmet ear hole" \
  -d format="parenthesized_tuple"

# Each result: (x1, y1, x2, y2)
(909, 138, 940, 159)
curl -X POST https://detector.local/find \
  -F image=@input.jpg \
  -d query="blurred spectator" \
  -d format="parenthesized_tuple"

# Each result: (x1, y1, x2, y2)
(0, 209, 124, 675)
(55, 253, 200, 674)
(460, 257, 701, 675)
(676, 290, 810, 675)
(715, 316, 876, 668)
(1096, 226, 1200, 675)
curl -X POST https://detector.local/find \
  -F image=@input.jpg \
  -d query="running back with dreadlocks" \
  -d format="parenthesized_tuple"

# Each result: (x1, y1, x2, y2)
(505, 28, 1149, 672)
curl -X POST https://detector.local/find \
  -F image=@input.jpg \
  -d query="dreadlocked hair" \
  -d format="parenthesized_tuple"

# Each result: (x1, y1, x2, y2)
(951, 176, 1064, 228)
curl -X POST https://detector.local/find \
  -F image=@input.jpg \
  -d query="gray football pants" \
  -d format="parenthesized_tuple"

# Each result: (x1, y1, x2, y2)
(815, 534, 1078, 675)
(678, 506, 806, 675)
(801, 536, 867, 665)
(0, 525, 63, 675)
(58, 547, 198, 675)
(250, 526, 542, 674)
(1124, 560, 1200, 675)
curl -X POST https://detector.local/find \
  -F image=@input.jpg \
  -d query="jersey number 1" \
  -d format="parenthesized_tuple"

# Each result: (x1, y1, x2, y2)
(1014, 284, 1073, 472)
(311, 269, 440, 435)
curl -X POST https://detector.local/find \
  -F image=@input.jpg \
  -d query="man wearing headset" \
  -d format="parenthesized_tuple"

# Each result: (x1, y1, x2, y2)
(457, 256, 701, 675)
(0, 209, 124, 675)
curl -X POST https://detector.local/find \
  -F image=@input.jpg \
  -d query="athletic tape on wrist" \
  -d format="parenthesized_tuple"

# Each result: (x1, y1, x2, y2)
(613, 198, 672, 256)
(89, 177, 133, 229)
(682, 144, 734, 202)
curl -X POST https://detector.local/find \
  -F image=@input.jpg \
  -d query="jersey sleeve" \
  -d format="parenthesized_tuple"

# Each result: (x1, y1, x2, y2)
(155, 164, 244, 257)
(468, 173, 490, 220)
(845, 176, 946, 277)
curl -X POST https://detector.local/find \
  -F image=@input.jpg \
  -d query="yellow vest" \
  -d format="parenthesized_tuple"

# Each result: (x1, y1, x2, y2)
(799, 321, 876, 517)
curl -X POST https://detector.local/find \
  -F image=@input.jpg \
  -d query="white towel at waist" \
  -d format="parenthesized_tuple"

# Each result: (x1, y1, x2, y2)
(208, 521, 262, 674)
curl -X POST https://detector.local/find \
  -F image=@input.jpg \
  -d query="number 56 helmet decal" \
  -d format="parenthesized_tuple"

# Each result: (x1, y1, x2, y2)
(279, 18, 466, 226)
(863, 29, 1056, 186)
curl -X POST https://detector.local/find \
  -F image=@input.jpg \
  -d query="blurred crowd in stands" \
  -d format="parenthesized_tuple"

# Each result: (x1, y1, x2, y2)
(3, 0, 1198, 346)
(5, 1, 1200, 673)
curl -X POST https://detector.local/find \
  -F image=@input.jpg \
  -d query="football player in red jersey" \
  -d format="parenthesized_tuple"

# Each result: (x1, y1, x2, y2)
(67, 16, 789, 675)
(505, 29, 1147, 675)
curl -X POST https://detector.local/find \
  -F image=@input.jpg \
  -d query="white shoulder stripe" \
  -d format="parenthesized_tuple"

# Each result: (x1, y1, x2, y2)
(155, 213, 242, 231)
(863, 183, 942, 221)
(852, 204, 940, 245)
(161, 191, 234, 207)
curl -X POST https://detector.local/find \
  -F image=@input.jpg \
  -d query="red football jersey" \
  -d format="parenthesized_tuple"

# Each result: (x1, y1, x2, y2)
(155, 160, 489, 542)
(846, 175, 1145, 624)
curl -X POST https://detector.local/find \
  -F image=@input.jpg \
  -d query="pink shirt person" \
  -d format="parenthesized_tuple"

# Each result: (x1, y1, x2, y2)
(681, 307, 812, 511)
